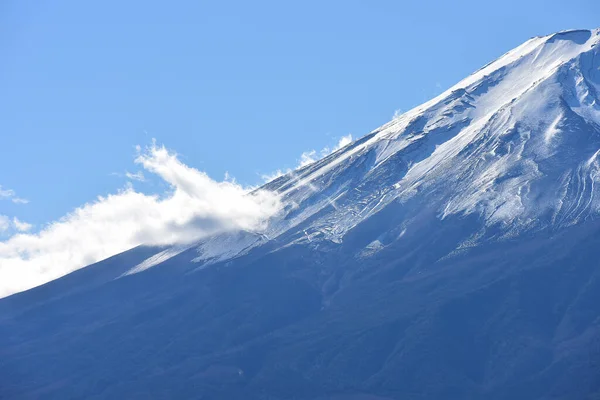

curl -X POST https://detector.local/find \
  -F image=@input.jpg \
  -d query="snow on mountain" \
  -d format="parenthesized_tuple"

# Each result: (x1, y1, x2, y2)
(181, 28, 600, 269)
(282, 30, 599, 224)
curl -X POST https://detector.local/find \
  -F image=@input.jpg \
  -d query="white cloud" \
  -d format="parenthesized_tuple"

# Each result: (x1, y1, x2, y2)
(261, 169, 291, 183)
(125, 170, 146, 182)
(299, 150, 318, 168)
(0, 215, 33, 234)
(0, 185, 28, 204)
(313, 134, 353, 162)
(263, 134, 354, 183)
(0, 215, 9, 233)
(11, 197, 29, 204)
(0, 187, 14, 199)
(333, 134, 353, 151)
(0, 142, 282, 298)
(13, 217, 32, 232)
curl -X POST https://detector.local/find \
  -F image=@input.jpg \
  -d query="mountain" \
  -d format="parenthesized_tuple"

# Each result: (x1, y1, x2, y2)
(2, 29, 600, 399)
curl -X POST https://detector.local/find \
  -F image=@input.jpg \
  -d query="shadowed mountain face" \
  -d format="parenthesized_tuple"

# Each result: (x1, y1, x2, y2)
(2, 29, 600, 400)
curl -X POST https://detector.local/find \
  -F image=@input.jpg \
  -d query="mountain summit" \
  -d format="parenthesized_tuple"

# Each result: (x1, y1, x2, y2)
(2, 29, 600, 400)
(193, 28, 600, 268)
(264, 28, 600, 240)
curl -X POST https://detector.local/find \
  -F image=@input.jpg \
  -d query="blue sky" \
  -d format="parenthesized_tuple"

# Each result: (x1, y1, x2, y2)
(1, 0, 598, 227)
(0, 0, 599, 294)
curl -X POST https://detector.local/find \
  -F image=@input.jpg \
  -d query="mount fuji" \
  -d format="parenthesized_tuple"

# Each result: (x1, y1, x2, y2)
(2, 29, 600, 399)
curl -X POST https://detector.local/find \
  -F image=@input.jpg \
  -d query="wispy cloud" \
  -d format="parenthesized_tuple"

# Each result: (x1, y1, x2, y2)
(12, 217, 32, 232)
(298, 150, 318, 168)
(0, 187, 14, 199)
(2, 134, 357, 297)
(0, 215, 33, 234)
(333, 134, 353, 151)
(11, 198, 29, 204)
(262, 134, 353, 183)
(125, 170, 146, 182)
(111, 170, 146, 182)
(0, 215, 9, 233)
(260, 169, 289, 183)
(0, 142, 282, 298)
(0, 185, 28, 204)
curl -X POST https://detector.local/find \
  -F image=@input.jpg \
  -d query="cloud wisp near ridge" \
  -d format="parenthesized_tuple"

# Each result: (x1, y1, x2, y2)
(0, 142, 281, 298)
(261, 134, 353, 182)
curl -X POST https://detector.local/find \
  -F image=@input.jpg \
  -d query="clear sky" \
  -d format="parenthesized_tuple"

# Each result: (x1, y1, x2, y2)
(1, 0, 599, 234)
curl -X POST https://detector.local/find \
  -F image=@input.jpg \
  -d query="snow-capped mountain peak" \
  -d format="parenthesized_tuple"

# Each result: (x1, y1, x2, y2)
(134, 28, 600, 272)
(257, 29, 600, 247)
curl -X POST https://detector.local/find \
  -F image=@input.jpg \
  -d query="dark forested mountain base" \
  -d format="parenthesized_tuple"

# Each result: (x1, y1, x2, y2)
(2, 215, 600, 399)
